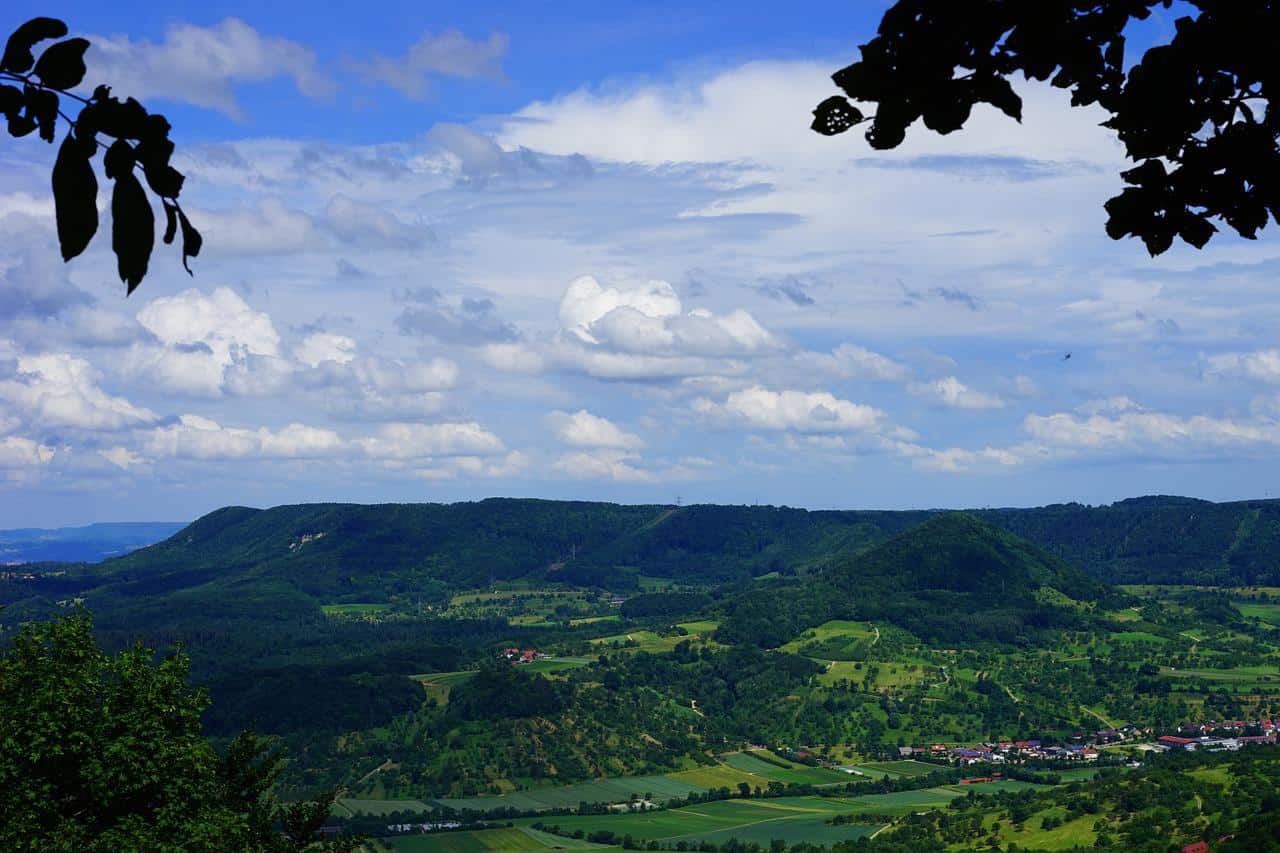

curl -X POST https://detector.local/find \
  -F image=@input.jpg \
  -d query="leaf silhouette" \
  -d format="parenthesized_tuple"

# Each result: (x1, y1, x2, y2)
(24, 86, 58, 143)
(162, 201, 177, 245)
(111, 172, 154, 294)
(52, 129, 98, 261)
(177, 207, 202, 275)
(33, 37, 90, 90)
(1, 17, 67, 74)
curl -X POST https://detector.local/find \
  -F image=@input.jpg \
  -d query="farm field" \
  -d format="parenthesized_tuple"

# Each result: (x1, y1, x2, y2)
(426, 775, 706, 813)
(320, 602, 390, 616)
(511, 796, 879, 847)
(380, 826, 614, 851)
(1239, 601, 1280, 626)
(860, 760, 941, 778)
(720, 751, 849, 785)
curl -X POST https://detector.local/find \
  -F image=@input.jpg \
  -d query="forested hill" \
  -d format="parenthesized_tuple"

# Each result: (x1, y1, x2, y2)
(715, 513, 1111, 648)
(102, 494, 1280, 588)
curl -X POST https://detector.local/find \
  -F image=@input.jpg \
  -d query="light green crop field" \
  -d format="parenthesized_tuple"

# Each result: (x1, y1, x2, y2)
(512, 796, 878, 847)
(338, 797, 436, 816)
(409, 671, 476, 705)
(320, 602, 391, 616)
(718, 752, 847, 786)
(383, 826, 614, 851)
(676, 619, 721, 635)
(1239, 602, 1280, 625)
(429, 776, 705, 813)
(1108, 630, 1168, 644)
(666, 764, 763, 790)
(570, 615, 621, 626)
(861, 760, 940, 778)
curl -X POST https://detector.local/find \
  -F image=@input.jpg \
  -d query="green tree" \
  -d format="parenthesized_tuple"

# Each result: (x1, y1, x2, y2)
(0, 614, 356, 851)
(813, 1, 1280, 256)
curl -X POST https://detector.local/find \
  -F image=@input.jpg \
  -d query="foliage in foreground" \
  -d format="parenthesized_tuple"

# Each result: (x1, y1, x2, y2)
(0, 614, 356, 851)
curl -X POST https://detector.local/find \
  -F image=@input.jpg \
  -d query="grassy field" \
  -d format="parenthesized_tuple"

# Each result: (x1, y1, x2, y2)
(720, 752, 849, 786)
(381, 826, 614, 851)
(427, 776, 706, 813)
(512, 796, 878, 847)
(860, 760, 941, 778)
(666, 764, 763, 790)
(320, 602, 391, 616)
(1239, 601, 1280, 626)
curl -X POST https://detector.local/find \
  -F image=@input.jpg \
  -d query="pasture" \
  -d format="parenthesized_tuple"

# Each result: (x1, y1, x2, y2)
(513, 796, 879, 847)
(381, 826, 612, 851)
(321, 602, 390, 616)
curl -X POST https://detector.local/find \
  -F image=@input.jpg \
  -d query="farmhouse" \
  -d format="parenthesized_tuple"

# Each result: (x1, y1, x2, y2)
(499, 647, 546, 664)
(1158, 736, 1198, 751)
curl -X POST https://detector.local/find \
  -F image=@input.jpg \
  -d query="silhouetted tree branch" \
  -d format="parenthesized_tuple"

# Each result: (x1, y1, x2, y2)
(1, 16, 201, 294)
(813, 1, 1280, 256)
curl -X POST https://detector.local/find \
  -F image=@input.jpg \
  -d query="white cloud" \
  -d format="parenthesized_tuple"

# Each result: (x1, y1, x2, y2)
(908, 376, 1005, 410)
(128, 287, 282, 397)
(559, 275, 774, 356)
(694, 386, 887, 434)
(294, 333, 357, 368)
(553, 449, 655, 482)
(547, 410, 643, 450)
(359, 422, 505, 460)
(144, 415, 343, 461)
(352, 29, 508, 98)
(0, 436, 55, 469)
(192, 199, 317, 255)
(797, 343, 910, 382)
(87, 18, 335, 119)
(0, 353, 158, 431)
(323, 194, 429, 248)
(1206, 349, 1280, 384)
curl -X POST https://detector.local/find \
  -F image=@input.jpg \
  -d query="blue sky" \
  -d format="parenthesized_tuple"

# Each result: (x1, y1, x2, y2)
(3, 2, 1279, 527)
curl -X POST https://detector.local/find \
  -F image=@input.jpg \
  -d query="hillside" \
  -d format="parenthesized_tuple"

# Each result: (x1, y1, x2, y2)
(716, 513, 1109, 648)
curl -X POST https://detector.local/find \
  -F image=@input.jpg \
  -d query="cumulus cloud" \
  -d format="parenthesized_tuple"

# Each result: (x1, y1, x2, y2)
(553, 449, 654, 482)
(1206, 349, 1280, 384)
(908, 377, 1005, 410)
(547, 410, 643, 450)
(294, 333, 357, 368)
(0, 354, 158, 432)
(351, 29, 509, 98)
(558, 275, 776, 358)
(359, 422, 505, 461)
(798, 343, 910, 382)
(144, 415, 343, 461)
(0, 436, 56, 469)
(128, 288, 282, 397)
(323, 194, 430, 248)
(87, 18, 335, 119)
(694, 386, 888, 434)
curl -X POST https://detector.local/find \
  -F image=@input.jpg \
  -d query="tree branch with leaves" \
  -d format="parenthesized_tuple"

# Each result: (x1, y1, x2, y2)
(812, 1, 1280, 256)
(1, 16, 201, 293)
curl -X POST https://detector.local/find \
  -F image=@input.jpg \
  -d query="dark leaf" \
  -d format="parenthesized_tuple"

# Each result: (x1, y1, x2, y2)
(6, 111, 36, 138)
(811, 95, 864, 136)
(1177, 213, 1216, 249)
(103, 139, 136, 180)
(162, 201, 178, 245)
(972, 75, 1022, 122)
(86, 96, 149, 141)
(143, 163, 184, 199)
(24, 86, 58, 143)
(52, 129, 99, 261)
(111, 173, 154, 294)
(0, 84, 22, 119)
(177, 208, 202, 276)
(32, 38, 90, 90)
(1, 17, 67, 74)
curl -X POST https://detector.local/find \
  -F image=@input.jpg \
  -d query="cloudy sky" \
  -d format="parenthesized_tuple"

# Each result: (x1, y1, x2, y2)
(3, 1, 1280, 527)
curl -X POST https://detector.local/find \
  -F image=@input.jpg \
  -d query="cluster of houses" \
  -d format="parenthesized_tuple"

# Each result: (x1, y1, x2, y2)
(384, 821, 462, 834)
(499, 647, 548, 665)
(894, 719, 1278, 765)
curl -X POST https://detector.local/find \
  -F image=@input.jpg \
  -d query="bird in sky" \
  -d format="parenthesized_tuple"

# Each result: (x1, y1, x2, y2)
(1063, 352, 1072, 361)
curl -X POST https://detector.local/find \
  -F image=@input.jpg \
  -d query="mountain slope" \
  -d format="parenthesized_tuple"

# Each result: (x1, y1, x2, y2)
(717, 513, 1109, 648)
